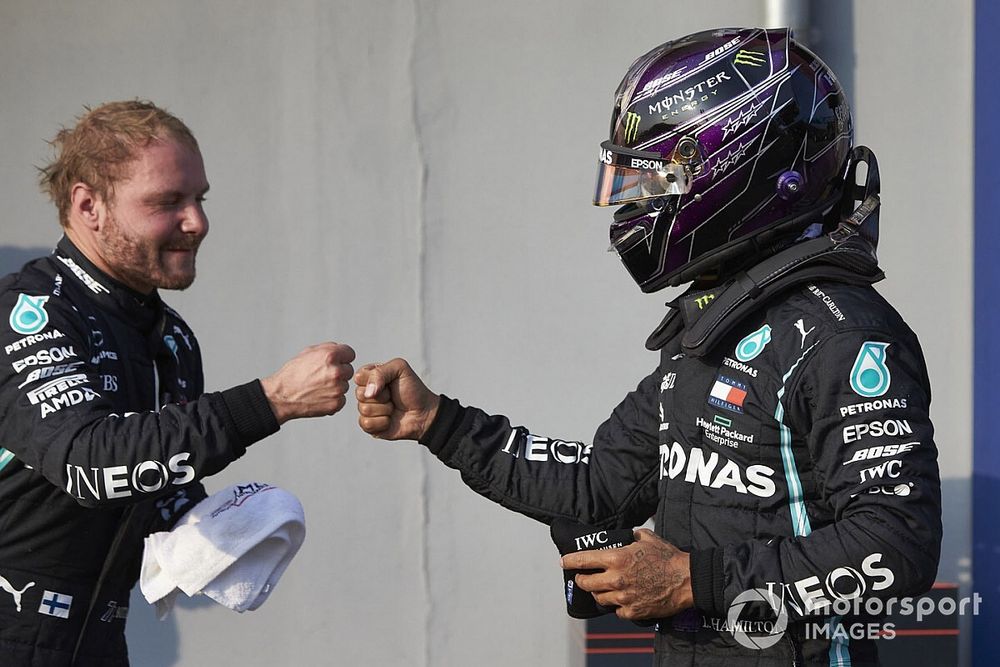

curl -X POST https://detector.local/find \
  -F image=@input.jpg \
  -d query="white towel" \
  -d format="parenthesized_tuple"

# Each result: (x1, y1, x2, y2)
(140, 482, 305, 619)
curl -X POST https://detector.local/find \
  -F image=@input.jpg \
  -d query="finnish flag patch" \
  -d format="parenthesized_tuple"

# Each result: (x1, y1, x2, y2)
(39, 590, 72, 619)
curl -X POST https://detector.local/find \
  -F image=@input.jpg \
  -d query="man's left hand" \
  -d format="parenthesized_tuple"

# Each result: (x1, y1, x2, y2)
(561, 528, 694, 621)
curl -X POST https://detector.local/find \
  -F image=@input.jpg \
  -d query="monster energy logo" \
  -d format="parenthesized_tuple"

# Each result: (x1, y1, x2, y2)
(734, 50, 767, 67)
(624, 112, 641, 143)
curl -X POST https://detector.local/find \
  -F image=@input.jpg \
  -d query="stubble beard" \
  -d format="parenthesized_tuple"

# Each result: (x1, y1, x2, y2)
(102, 212, 199, 293)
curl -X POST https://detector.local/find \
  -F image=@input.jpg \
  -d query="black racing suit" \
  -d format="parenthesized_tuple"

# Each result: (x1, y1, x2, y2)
(420, 277, 941, 666)
(0, 238, 279, 666)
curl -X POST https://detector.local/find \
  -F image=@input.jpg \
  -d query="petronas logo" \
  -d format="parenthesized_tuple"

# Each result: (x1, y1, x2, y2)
(850, 342, 891, 398)
(735, 324, 771, 362)
(624, 112, 641, 143)
(734, 50, 767, 67)
(9, 294, 50, 335)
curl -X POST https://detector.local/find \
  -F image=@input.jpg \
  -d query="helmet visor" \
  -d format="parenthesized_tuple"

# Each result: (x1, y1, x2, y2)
(593, 141, 695, 206)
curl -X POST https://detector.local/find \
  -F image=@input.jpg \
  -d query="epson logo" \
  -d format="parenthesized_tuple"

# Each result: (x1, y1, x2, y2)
(842, 419, 913, 444)
(843, 442, 918, 466)
(65, 452, 196, 501)
(12, 346, 76, 373)
(629, 158, 666, 170)
(765, 553, 895, 615)
(658, 442, 776, 498)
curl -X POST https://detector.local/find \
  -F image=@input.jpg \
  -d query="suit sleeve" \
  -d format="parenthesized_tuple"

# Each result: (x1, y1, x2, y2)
(418, 367, 662, 529)
(690, 328, 942, 620)
(0, 288, 279, 509)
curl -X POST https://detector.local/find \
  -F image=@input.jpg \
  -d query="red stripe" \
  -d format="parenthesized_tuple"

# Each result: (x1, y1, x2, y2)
(586, 647, 655, 654)
(586, 632, 655, 640)
(882, 629, 960, 637)
(727, 386, 747, 406)
(931, 582, 959, 589)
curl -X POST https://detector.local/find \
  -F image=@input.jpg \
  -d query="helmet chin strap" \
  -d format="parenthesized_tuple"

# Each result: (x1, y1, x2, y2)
(836, 146, 881, 248)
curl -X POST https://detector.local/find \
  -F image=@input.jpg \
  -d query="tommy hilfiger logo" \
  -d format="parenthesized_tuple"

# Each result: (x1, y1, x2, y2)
(708, 375, 748, 413)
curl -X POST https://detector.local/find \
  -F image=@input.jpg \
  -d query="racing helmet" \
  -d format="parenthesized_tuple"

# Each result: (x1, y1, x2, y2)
(595, 27, 853, 291)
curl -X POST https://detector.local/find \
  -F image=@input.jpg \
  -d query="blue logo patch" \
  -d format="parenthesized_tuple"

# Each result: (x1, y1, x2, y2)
(9, 294, 50, 335)
(850, 342, 891, 398)
(163, 335, 179, 363)
(735, 324, 771, 362)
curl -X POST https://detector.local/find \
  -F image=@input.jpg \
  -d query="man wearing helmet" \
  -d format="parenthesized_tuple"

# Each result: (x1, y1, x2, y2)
(355, 28, 941, 666)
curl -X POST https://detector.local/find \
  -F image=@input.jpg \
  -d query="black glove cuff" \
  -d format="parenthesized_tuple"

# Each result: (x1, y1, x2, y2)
(419, 394, 465, 456)
(690, 546, 726, 617)
(550, 518, 635, 619)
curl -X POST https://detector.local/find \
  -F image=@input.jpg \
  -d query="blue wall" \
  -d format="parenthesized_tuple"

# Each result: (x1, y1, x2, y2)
(973, 0, 1000, 663)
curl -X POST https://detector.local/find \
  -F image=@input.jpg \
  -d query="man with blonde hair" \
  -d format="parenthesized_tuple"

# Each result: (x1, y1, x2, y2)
(0, 100, 355, 666)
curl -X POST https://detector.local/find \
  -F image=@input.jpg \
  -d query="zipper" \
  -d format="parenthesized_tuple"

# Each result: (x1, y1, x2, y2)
(154, 364, 160, 412)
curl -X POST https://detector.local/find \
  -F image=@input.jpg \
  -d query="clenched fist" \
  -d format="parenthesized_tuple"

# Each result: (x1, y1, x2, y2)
(354, 358, 439, 441)
(260, 342, 356, 424)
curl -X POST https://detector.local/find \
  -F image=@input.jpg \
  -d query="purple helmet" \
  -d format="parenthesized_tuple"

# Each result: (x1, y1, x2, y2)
(594, 27, 853, 292)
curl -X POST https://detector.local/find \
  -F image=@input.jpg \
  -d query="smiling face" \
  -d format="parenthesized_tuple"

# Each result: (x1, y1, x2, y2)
(95, 138, 210, 294)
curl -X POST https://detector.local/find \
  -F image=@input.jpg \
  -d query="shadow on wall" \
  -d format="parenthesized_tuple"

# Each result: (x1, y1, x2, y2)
(0, 247, 51, 276)
(809, 2, 856, 109)
(126, 589, 217, 666)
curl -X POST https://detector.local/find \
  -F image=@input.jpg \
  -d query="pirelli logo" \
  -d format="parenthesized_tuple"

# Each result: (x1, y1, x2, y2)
(26, 374, 89, 405)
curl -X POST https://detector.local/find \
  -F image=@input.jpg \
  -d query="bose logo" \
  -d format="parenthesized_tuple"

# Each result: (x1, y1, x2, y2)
(843, 442, 918, 466)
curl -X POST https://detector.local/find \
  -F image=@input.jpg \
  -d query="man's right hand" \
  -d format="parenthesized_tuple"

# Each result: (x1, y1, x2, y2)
(354, 358, 440, 441)
(260, 342, 356, 424)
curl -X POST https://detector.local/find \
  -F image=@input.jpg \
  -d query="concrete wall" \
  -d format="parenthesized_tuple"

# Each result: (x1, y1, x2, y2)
(0, 1, 974, 665)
